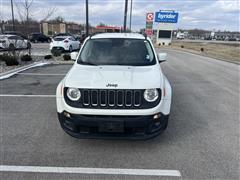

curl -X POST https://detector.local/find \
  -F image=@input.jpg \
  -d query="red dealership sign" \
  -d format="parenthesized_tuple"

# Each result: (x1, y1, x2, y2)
(146, 13, 154, 22)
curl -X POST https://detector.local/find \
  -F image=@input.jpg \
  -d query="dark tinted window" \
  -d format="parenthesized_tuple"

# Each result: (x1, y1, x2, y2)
(78, 38, 156, 66)
(158, 30, 172, 38)
(54, 37, 65, 41)
(8, 36, 17, 40)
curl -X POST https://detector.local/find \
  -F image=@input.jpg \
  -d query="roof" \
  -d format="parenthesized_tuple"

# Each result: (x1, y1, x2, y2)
(91, 33, 146, 40)
(96, 26, 121, 30)
(54, 36, 71, 39)
(0, 34, 14, 38)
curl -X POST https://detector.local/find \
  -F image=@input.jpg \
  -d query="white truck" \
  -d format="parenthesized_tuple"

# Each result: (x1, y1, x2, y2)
(56, 33, 172, 139)
(176, 32, 185, 40)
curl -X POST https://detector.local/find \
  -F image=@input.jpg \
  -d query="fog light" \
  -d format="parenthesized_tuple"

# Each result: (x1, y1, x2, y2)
(153, 113, 161, 120)
(64, 111, 71, 118)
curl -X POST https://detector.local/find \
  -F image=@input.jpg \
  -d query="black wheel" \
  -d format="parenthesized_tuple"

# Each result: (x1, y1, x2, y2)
(9, 44, 15, 51)
(47, 39, 51, 43)
(27, 42, 31, 49)
(69, 45, 73, 52)
(34, 39, 38, 43)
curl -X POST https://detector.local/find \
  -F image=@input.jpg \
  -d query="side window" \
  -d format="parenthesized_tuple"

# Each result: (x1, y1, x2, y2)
(17, 36, 24, 40)
(8, 36, 17, 40)
(144, 41, 154, 62)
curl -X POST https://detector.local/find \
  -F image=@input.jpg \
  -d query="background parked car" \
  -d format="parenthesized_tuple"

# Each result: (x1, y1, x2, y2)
(29, 33, 51, 43)
(50, 36, 80, 52)
(52, 33, 74, 38)
(3, 31, 28, 39)
(228, 37, 237, 41)
(0, 35, 31, 50)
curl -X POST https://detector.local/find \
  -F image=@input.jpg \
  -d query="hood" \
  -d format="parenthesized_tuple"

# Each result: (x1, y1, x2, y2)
(64, 64, 162, 89)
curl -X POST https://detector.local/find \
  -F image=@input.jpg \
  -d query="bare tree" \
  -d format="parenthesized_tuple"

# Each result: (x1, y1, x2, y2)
(41, 7, 57, 22)
(14, 0, 56, 34)
(14, 0, 33, 22)
(15, 0, 56, 22)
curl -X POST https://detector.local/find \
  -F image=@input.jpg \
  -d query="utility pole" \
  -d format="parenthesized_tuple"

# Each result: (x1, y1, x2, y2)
(86, 0, 89, 36)
(129, 0, 133, 32)
(123, 0, 128, 32)
(10, 0, 15, 31)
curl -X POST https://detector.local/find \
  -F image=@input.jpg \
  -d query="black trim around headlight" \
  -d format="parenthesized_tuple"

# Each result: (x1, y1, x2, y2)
(64, 88, 161, 109)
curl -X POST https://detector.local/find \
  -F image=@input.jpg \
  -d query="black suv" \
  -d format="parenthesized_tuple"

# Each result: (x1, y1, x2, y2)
(30, 33, 51, 43)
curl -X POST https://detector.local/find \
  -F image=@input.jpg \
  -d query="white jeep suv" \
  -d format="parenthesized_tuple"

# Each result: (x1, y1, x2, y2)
(56, 33, 172, 139)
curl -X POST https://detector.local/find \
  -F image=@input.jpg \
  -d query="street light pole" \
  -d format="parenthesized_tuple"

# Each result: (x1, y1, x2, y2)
(123, 0, 128, 32)
(10, 0, 15, 31)
(129, 0, 133, 32)
(86, 0, 89, 36)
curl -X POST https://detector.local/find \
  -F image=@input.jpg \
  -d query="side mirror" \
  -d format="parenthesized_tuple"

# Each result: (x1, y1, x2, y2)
(70, 52, 78, 61)
(158, 53, 167, 63)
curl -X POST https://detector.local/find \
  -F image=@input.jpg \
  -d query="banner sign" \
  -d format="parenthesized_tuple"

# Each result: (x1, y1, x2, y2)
(146, 12, 154, 37)
(146, 22, 153, 29)
(145, 29, 153, 36)
(155, 11, 179, 23)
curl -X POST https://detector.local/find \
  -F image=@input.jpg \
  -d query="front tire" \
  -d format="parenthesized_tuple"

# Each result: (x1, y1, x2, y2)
(27, 42, 31, 49)
(69, 45, 73, 52)
(9, 44, 15, 51)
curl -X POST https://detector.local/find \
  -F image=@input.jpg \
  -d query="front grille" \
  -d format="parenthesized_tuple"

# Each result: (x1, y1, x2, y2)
(64, 88, 161, 109)
(81, 89, 141, 108)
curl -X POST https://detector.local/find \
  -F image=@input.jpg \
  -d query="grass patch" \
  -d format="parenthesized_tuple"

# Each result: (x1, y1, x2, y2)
(63, 54, 71, 61)
(168, 41, 240, 64)
(21, 54, 32, 61)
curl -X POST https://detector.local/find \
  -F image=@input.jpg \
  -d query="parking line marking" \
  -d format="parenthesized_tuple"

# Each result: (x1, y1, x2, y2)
(17, 73, 66, 76)
(0, 165, 181, 177)
(0, 94, 56, 97)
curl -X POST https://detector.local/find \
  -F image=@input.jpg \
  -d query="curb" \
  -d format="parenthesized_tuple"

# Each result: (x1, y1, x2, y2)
(0, 61, 50, 80)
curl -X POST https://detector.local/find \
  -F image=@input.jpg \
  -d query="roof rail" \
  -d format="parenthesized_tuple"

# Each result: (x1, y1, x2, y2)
(89, 32, 105, 39)
(143, 33, 147, 40)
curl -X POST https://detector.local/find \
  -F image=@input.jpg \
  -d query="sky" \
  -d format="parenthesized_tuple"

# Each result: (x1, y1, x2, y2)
(0, 0, 239, 31)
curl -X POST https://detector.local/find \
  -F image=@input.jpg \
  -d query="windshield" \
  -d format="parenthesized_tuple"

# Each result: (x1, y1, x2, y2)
(77, 38, 156, 66)
(54, 37, 66, 41)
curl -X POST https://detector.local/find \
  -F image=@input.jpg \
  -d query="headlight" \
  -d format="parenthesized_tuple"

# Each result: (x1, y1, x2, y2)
(67, 88, 81, 101)
(144, 89, 159, 102)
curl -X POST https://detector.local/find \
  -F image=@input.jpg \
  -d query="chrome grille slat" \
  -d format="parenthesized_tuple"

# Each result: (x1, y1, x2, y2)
(108, 90, 115, 107)
(117, 90, 124, 107)
(125, 90, 132, 107)
(134, 90, 141, 107)
(100, 90, 107, 107)
(91, 90, 98, 106)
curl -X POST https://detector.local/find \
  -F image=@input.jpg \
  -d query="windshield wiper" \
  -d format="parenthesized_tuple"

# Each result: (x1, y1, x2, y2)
(78, 61, 98, 66)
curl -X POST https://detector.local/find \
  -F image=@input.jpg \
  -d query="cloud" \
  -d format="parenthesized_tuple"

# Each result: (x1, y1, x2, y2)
(1, 0, 239, 31)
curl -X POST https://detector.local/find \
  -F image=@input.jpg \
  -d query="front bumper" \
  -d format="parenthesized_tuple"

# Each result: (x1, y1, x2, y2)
(58, 112, 169, 140)
(51, 46, 65, 52)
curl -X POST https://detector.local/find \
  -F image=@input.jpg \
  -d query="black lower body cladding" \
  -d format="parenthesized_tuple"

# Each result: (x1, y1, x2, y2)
(58, 112, 169, 140)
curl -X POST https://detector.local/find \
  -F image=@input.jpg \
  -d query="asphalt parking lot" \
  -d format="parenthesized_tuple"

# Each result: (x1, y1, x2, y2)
(0, 49, 239, 180)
